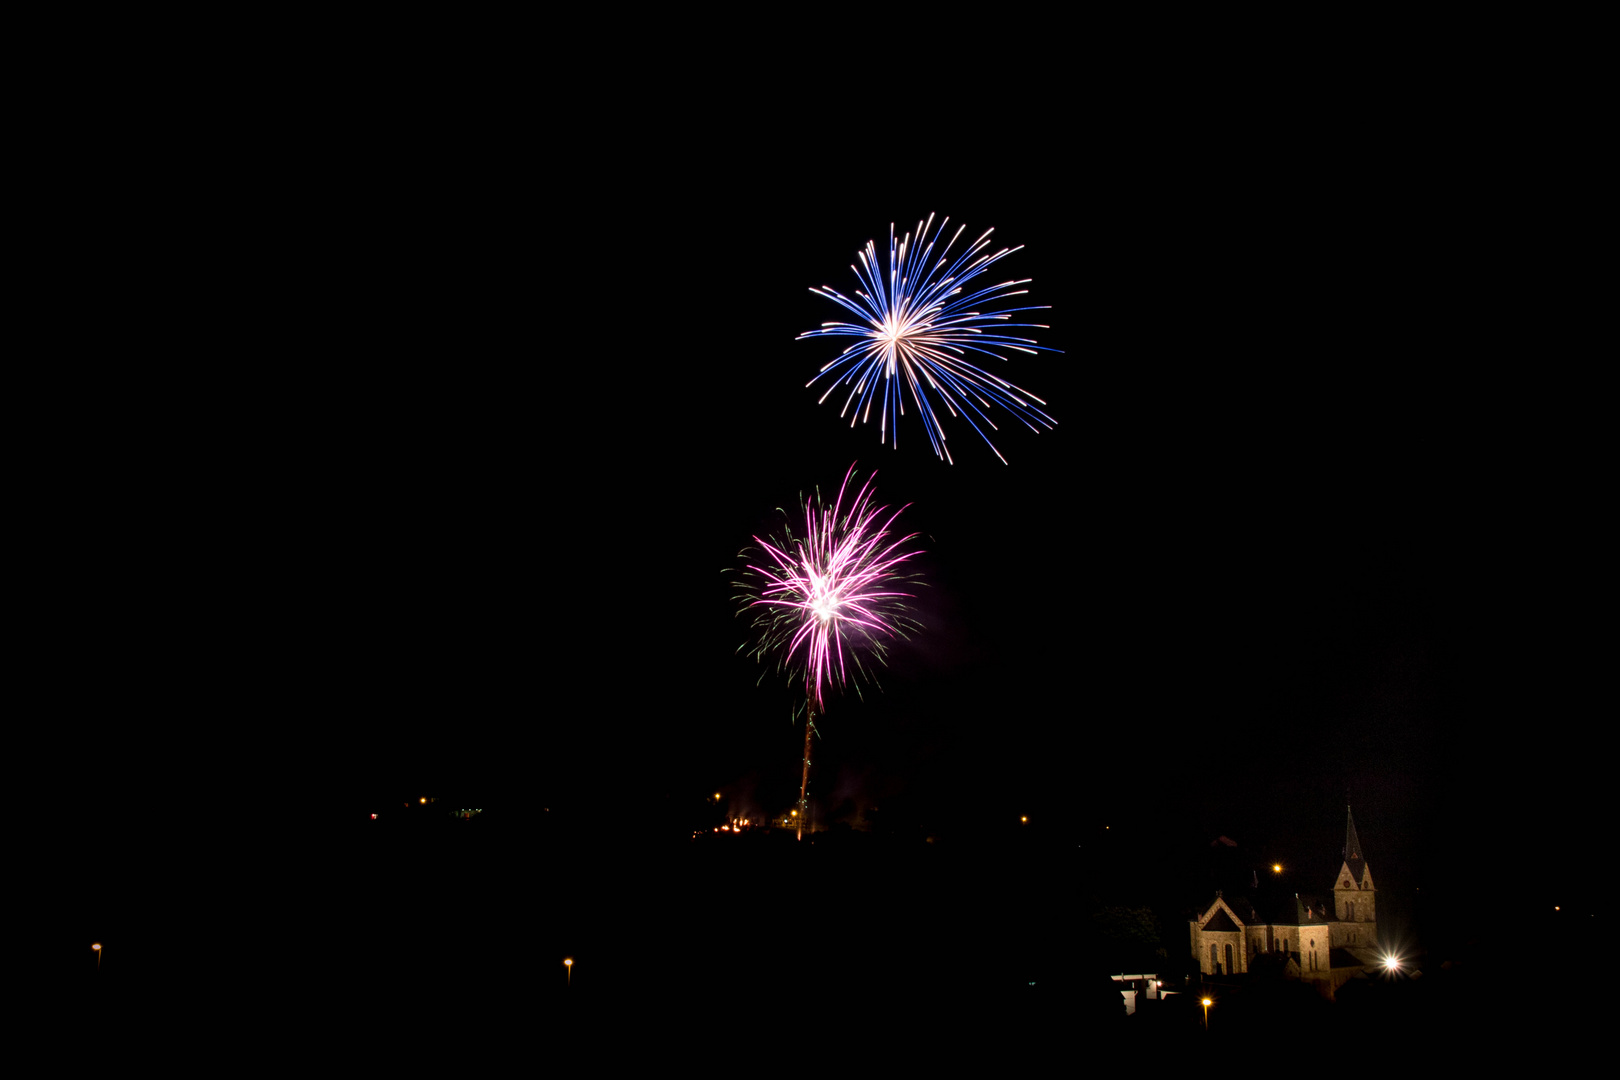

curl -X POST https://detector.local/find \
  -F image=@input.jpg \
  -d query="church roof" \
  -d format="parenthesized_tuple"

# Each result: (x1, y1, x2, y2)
(1252, 896, 1291, 924)
(1342, 805, 1366, 882)
(1244, 891, 1330, 927)
(1328, 946, 1371, 970)
(1297, 894, 1331, 922)
(1203, 907, 1241, 932)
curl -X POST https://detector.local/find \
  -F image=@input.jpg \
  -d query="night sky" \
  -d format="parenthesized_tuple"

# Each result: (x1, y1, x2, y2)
(36, 66, 1601, 1026)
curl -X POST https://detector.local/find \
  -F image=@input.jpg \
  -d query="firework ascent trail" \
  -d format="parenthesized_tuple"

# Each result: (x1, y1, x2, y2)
(732, 465, 923, 838)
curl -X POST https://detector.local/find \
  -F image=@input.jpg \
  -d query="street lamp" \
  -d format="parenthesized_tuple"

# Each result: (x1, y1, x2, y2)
(93, 943, 102, 971)
(564, 957, 573, 987)
(1201, 996, 1212, 1030)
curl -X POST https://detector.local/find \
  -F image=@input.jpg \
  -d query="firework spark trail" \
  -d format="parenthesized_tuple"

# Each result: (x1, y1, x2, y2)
(733, 465, 922, 711)
(798, 213, 1060, 464)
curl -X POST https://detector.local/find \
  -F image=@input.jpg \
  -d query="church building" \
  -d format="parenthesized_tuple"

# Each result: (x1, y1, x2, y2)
(1189, 806, 1382, 997)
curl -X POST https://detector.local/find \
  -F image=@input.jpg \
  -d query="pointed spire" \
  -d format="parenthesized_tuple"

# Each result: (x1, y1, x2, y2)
(1340, 804, 1367, 885)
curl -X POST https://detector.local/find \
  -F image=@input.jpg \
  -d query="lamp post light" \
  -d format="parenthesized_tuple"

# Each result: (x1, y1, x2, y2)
(564, 957, 573, 987)
(93, 943, 102, 971)
(1201, 996, 1212, 1030)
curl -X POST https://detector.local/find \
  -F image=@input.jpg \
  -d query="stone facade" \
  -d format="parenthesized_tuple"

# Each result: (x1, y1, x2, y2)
(1190, 807, 1381, 996)
(1189, 895, 1250, 976)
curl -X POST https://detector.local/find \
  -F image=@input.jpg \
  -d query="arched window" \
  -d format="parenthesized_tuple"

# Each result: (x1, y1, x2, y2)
(1225, 944, 1234, 974)
(1211, 944, 1218, 972)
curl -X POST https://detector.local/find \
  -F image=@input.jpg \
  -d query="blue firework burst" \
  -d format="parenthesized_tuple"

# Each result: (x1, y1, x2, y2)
(798, 213, 1059, 464)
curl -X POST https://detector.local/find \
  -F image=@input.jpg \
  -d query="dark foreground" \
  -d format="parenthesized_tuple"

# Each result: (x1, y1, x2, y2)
(48, 812, 1594, 1061)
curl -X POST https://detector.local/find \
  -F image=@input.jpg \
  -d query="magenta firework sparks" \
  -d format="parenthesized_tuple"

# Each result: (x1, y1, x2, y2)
(733, 465, 922, 709)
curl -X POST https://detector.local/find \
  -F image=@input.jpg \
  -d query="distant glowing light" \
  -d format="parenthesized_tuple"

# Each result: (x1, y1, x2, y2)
(92, 944, 102, 951)
(798, 213, 1059, 464)
(1272, 864, 1282, 874)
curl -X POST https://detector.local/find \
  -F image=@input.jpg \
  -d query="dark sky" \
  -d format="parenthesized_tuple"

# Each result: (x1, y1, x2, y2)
(353, 136, 1591, 919)
(35, 75, 1601, 988)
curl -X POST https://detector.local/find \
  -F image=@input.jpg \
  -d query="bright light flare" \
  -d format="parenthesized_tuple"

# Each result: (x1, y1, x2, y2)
(798, 213, 1059, 464)
(733, 465, 922, 709)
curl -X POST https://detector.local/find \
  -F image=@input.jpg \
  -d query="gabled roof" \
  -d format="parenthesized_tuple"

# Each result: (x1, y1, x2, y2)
(1197, 893, 1248, 931)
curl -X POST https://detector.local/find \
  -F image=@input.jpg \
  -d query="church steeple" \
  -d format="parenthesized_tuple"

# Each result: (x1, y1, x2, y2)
(1342, 804, 1365, 882)
(1332, 804, 1376, 949)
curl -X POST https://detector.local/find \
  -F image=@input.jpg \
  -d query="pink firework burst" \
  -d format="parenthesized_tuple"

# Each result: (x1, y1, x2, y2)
(734, 465, 923, 710)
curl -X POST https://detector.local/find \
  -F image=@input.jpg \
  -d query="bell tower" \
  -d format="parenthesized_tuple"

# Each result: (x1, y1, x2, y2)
(1332, 805, 1376, 948)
